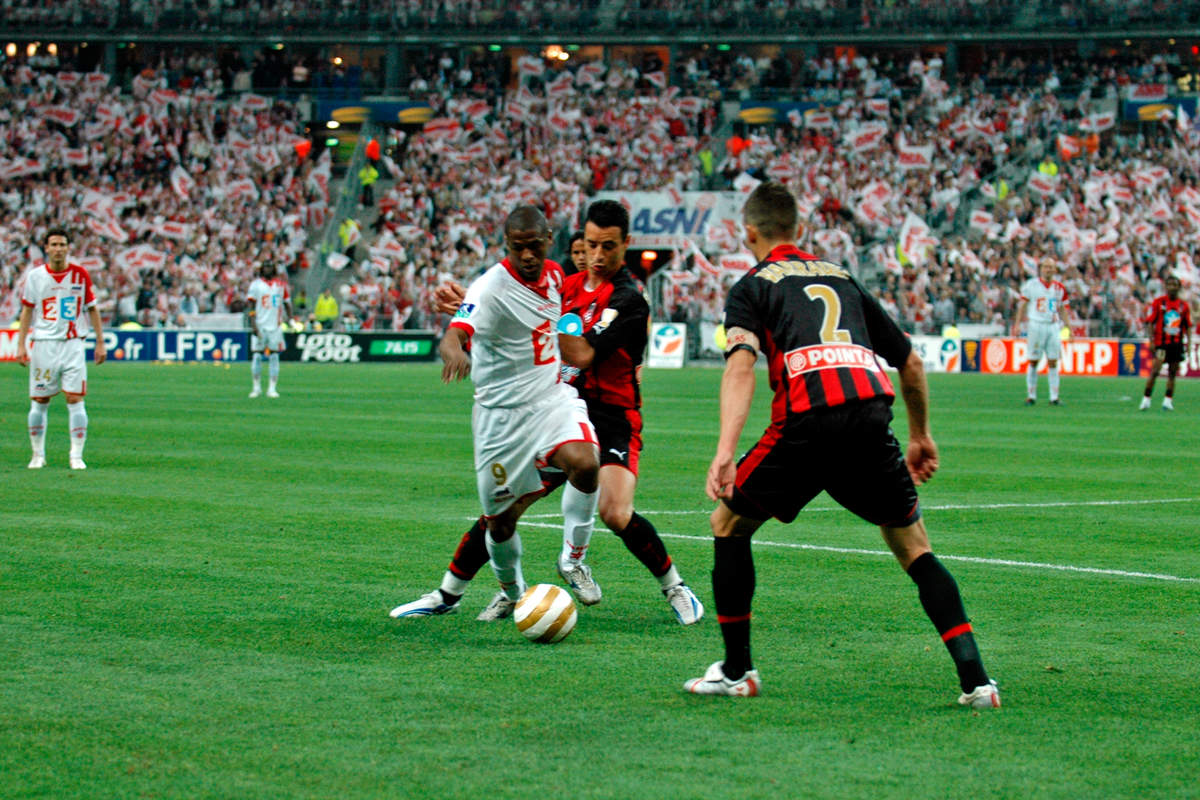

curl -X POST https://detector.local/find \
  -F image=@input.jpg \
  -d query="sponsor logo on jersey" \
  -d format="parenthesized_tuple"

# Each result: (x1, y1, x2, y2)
(491, 487, 514, 502)
(454, 303, 476, 319)
(296, 332, 362, 362)
(784, 343, 880, 377)
(593, 307, 619, 334)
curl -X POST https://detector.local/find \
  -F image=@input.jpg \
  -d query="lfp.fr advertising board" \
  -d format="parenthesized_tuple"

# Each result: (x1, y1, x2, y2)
(0, 330, 438, 363)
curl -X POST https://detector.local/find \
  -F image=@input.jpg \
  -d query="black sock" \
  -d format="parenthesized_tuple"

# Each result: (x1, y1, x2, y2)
(907, 552, 989, 692)
(616, 512, 673, 578)
(713, 536, 755, 680)
(442, 517, 489, 602)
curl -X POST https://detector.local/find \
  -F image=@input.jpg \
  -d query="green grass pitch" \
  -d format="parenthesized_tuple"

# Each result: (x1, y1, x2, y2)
(2, 361, 1197, 799)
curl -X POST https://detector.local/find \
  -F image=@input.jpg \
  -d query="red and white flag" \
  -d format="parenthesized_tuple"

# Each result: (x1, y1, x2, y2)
(845, 121, 888, 154)
(546, 72, 575, 98)
(86, 216, 129, 243)
(423, 117, 461, 140)
(240, 93, 270, 111)
(225, 177, 260, 202)
(644, 71, 667, 89)
(1079, 112, 1115, 132)
(1129, 84, 1167, 102)
(969, 209, 995, 232)
(866, 98, 890, 116)
(517, 56, 545, 78)
(896, 142, 934, 170)
(1027, 171, 1059, 197)
(805, 110, 834, 129)
(251, 146, 282, 172)
(154, 221, 192, 240)
(63, 148, 89, 167)
(170, 165, 196, 199)
(576, 62, 605, 86)
(40, 106, 81, 127)
(677, 97, 704, 115)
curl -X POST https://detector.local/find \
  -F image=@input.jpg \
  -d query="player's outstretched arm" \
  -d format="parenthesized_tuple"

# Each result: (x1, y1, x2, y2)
(433, 282, 467, 315)
(707, 348, 756, 501)
(439, 326, 471, 383)
(897, 349, 938, 485)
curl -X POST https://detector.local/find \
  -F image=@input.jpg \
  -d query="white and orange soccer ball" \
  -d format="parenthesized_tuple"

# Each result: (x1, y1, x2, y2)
(514, 584, 577, 643)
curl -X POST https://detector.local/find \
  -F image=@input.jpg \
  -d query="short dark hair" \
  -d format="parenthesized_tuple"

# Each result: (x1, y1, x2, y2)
(504, 204, 549, 237)
(569, 230, 585, 247)
(43, 227, 70, 246)
(743, 182, 798, 241)
(585, 200, 629, 239)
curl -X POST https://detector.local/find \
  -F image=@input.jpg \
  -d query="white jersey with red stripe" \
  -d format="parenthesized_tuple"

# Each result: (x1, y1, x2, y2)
(449, 258, 565, 409)
(1019, 277, 1069, 325)
(248, 277, 290, 332)
(20, 262, 97, 340)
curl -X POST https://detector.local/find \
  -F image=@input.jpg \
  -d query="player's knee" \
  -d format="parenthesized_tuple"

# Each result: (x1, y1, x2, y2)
(598, 500, 631, 532)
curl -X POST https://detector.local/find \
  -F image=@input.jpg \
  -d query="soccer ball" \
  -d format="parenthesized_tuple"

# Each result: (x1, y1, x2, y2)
(514, 584, 577, 643)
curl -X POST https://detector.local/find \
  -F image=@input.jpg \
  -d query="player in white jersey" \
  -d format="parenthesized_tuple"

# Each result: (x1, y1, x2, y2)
(17, 228, 107, 470)
(1014, 258, 1070, 406)
(246, 264, 292, 398)
(391, 206, 600, 621)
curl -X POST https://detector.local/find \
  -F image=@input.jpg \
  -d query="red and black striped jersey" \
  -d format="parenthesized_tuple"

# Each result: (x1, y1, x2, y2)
(1143, 295, 1192, 347)
(723, 244, 910, 421)
(561, 267, 647, 410)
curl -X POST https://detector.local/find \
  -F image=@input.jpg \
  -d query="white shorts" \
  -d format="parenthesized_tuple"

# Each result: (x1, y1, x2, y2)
(472, 383, 597, 518)
(29, 338, 87, 398)
(1027, 322, 1062, 361)
(252, 329, 286, 353)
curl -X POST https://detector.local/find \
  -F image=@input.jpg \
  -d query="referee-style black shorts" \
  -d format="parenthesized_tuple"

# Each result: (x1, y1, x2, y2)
(1154, 343, 1185, 364)
(727, 398, 921, 528)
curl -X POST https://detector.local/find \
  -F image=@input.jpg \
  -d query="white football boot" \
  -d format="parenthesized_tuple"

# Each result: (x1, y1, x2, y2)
(684, 661, 761, 697)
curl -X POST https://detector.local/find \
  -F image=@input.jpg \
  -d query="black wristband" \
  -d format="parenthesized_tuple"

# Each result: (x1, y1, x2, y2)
(724, 343, 757, 360)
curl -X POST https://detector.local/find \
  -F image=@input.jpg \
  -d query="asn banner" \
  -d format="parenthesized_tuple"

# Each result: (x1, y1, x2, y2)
(0, 330, 248, 362)
(647, 322, 686, 368)
(593, 191, 744, 249)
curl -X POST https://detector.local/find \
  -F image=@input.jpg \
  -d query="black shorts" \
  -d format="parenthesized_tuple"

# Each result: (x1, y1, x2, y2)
(586, 401, 643, 475)
(727, 398, 920, 528)
(1154, 343, 1185, 364)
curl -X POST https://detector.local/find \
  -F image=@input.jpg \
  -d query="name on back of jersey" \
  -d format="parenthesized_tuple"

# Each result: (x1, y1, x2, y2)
(756, 260, 850, 284)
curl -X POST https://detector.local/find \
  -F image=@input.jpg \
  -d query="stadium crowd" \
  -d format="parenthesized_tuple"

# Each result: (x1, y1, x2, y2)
(1, 42, 1198, 340)
(3, 0, 1194, 33)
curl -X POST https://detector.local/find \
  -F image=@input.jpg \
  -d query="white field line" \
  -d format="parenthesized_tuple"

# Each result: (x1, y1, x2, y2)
(512, 496, 1200, 584)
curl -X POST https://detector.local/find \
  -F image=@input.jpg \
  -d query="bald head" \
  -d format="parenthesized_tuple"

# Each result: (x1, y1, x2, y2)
(504, 205, 549, 238)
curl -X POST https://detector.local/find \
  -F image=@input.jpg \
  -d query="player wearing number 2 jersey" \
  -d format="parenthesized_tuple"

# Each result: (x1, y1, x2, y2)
(684, 183, 997, 709)
(17, 228, 106, 470)
(390, 206, 600, 621)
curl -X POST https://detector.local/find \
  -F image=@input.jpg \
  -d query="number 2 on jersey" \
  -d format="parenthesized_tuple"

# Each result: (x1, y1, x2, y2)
(531, 321, 555, 365)
(804, 284, 851, 343)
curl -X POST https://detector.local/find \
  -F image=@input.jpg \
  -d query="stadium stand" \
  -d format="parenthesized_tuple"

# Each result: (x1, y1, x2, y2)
(1, 30, 1198, 339)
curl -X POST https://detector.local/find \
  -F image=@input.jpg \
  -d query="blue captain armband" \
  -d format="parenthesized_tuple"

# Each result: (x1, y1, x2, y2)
(557, 312, 583, 335)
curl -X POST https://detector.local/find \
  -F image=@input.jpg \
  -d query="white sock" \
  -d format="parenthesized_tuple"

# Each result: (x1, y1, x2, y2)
(1048, 366, 1060, 400)
(559, 484, 598, 568)
(657, 564, 683, 590)
(28, 401, 47, 457)
(1025, 363, 1037, 398)
(485, 532, 525, 601)
(251, 353, 262, 386)
(268, 353, 280, 389)
(439, 570, 472, 599)
(68, 401, 87, 459)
